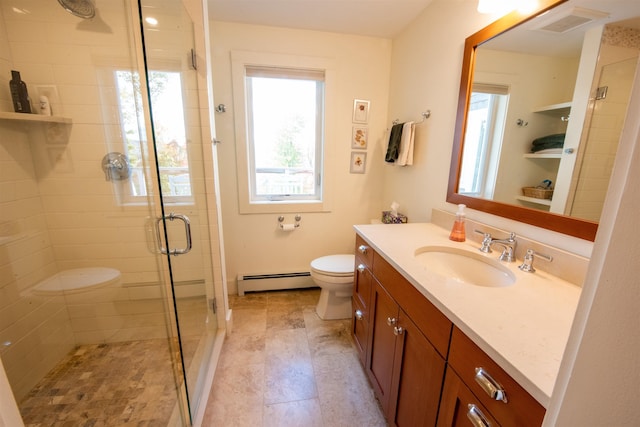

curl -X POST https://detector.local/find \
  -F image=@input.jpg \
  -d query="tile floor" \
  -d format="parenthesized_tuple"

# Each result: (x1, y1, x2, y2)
(201, 288, 387, 426)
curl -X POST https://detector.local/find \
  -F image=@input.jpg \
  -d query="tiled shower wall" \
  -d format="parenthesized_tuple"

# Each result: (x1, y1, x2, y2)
(0, 0, 215, 401)
(0, 1, 76, 401)
(568, 24, 640, 221)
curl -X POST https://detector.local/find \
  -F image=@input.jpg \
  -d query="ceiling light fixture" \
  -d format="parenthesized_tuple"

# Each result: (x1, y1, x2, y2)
(145, 16, 158, 26)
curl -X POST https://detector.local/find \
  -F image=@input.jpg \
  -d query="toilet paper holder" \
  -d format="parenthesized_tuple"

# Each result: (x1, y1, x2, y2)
(278, 215, 301, 230)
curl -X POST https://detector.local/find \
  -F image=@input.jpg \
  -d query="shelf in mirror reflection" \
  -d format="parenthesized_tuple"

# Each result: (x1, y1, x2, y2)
(523, 153, 562, 159)
(516, 195, 552, 207)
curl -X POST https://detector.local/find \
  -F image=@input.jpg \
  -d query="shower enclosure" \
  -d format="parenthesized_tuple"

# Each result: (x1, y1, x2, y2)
(0, 0, 224, 425)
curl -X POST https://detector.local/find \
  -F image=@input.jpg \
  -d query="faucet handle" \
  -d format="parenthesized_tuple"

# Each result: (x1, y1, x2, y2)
(518, 249, 553, 273)
(474, 230, 493, 253)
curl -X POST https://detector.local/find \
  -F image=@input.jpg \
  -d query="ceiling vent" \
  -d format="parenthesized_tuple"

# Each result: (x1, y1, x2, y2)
(534, 7, 609, 33)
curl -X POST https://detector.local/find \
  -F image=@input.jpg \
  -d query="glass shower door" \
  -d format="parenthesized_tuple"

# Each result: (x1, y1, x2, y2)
(137, 0, 219, 421)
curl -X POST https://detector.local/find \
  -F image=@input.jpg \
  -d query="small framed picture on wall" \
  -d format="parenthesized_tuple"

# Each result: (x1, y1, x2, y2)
(351, 126, 368, 149)
(350, 152, 367, 174)
(352, 99, 370, 124)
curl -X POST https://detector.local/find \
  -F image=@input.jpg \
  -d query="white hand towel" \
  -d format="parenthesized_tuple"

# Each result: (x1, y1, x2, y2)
(397, 121, 415, 166)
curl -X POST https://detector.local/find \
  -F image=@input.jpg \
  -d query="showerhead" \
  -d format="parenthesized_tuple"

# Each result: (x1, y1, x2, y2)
(58, 0, 95, 19)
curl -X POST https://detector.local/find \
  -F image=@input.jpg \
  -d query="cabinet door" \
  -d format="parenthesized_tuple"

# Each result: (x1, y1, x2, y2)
(366, 280, 398, 413)
(353, 260, 373, 315)
(389, 310, 446, 427)
(438, 368, 500, 427)
(351, 297, 369, 364)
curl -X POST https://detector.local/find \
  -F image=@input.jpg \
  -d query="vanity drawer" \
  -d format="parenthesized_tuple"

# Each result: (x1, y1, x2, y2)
(372, 251, 452, 358)
(438, 367, 500, 427)
(448, 327, 545, 427)
(355, 234, 373, 268)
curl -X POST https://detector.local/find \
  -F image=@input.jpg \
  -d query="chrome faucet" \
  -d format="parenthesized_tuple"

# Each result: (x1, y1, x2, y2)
(475, 230, 518, 262)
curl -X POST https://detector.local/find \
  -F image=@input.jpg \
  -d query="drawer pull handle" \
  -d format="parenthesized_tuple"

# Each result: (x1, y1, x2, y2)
(357, 264, 366, 273)
(386, 317, 397, 326)
(355, 309, 364, 320)
(467, 404, 492, 427)
(393, 326, 404, 336)
(474, 368, 508, 403)
(358, 244, 368, 254)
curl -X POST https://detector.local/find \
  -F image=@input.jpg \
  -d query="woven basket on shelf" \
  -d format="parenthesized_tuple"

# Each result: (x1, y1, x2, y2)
(522, 187, 553, 199)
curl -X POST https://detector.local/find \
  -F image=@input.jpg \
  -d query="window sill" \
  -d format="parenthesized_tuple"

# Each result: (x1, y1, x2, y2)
(239, 199, 331, 214)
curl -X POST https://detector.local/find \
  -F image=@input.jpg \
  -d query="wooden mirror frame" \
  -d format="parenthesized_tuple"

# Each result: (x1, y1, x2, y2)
(446, 0, 598, 241)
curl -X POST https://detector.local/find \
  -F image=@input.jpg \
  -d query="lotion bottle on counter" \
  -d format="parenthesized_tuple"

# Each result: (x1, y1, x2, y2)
(449, 204, 466, 242)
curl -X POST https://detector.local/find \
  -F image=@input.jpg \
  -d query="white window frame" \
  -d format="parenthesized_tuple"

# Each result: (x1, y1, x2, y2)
(459, 83, 509, 199)
(245, 66, 324, 202)
(231, 51, 335, 214)
(114, 67, 194, 206)
(100, 56, 195, 207)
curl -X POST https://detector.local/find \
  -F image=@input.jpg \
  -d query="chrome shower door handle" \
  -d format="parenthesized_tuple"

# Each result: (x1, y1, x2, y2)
(155, 213, 193, 256)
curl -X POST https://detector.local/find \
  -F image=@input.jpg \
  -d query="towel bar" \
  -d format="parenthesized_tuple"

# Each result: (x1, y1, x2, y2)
(392, 110, 430, 126)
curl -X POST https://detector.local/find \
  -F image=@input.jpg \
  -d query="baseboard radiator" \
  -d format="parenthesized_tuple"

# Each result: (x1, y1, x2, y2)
(236, 271, 316, 296)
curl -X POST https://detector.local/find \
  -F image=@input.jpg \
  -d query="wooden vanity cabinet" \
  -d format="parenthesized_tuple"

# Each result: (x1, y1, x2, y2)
(362, 247, 452, 426)
(352, 234, 546, 427)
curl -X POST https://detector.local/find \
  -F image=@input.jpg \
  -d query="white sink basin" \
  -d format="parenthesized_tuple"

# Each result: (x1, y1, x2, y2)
(414, 246, 516, 287)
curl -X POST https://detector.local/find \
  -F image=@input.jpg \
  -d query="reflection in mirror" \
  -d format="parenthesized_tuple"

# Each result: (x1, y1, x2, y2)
(448, 0, 640, 241)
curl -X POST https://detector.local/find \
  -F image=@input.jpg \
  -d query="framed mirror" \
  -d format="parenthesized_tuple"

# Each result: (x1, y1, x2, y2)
(447, 0, 640, 241)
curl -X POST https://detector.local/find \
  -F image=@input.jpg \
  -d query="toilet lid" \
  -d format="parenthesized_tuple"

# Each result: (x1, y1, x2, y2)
(310, 254, 355, 276)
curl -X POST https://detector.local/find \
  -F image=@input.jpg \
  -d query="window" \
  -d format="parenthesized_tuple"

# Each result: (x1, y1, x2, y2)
(458, 83, 509, 198)
(231, 51, 334, 214)
(115, 69, 192, 203)
(246, 67, 324, 202)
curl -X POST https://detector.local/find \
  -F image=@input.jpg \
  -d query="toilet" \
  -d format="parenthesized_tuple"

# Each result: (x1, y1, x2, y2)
(310, 254, 355, 320)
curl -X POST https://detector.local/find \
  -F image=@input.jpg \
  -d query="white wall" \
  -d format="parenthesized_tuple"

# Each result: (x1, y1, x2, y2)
(383, 0, 486, 223)
(211, 22, 392, 293)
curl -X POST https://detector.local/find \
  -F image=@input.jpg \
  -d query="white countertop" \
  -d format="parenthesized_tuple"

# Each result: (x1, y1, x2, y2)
(354, 222, 581, 408)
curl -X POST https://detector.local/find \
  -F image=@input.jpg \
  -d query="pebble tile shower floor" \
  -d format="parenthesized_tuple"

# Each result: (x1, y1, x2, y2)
(201, 288, 386, 426)
(19, 339, 179, 426)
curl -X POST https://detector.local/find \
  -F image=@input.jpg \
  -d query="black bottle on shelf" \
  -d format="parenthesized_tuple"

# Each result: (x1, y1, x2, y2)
(9, 70, 32, 113)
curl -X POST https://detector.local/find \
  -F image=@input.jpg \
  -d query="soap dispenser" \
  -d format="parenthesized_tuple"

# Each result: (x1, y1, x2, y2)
(449, 204, 466, 242)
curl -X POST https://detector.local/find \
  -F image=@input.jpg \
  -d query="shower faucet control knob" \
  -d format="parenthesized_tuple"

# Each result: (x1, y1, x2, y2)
(101, 152, 131, 182)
